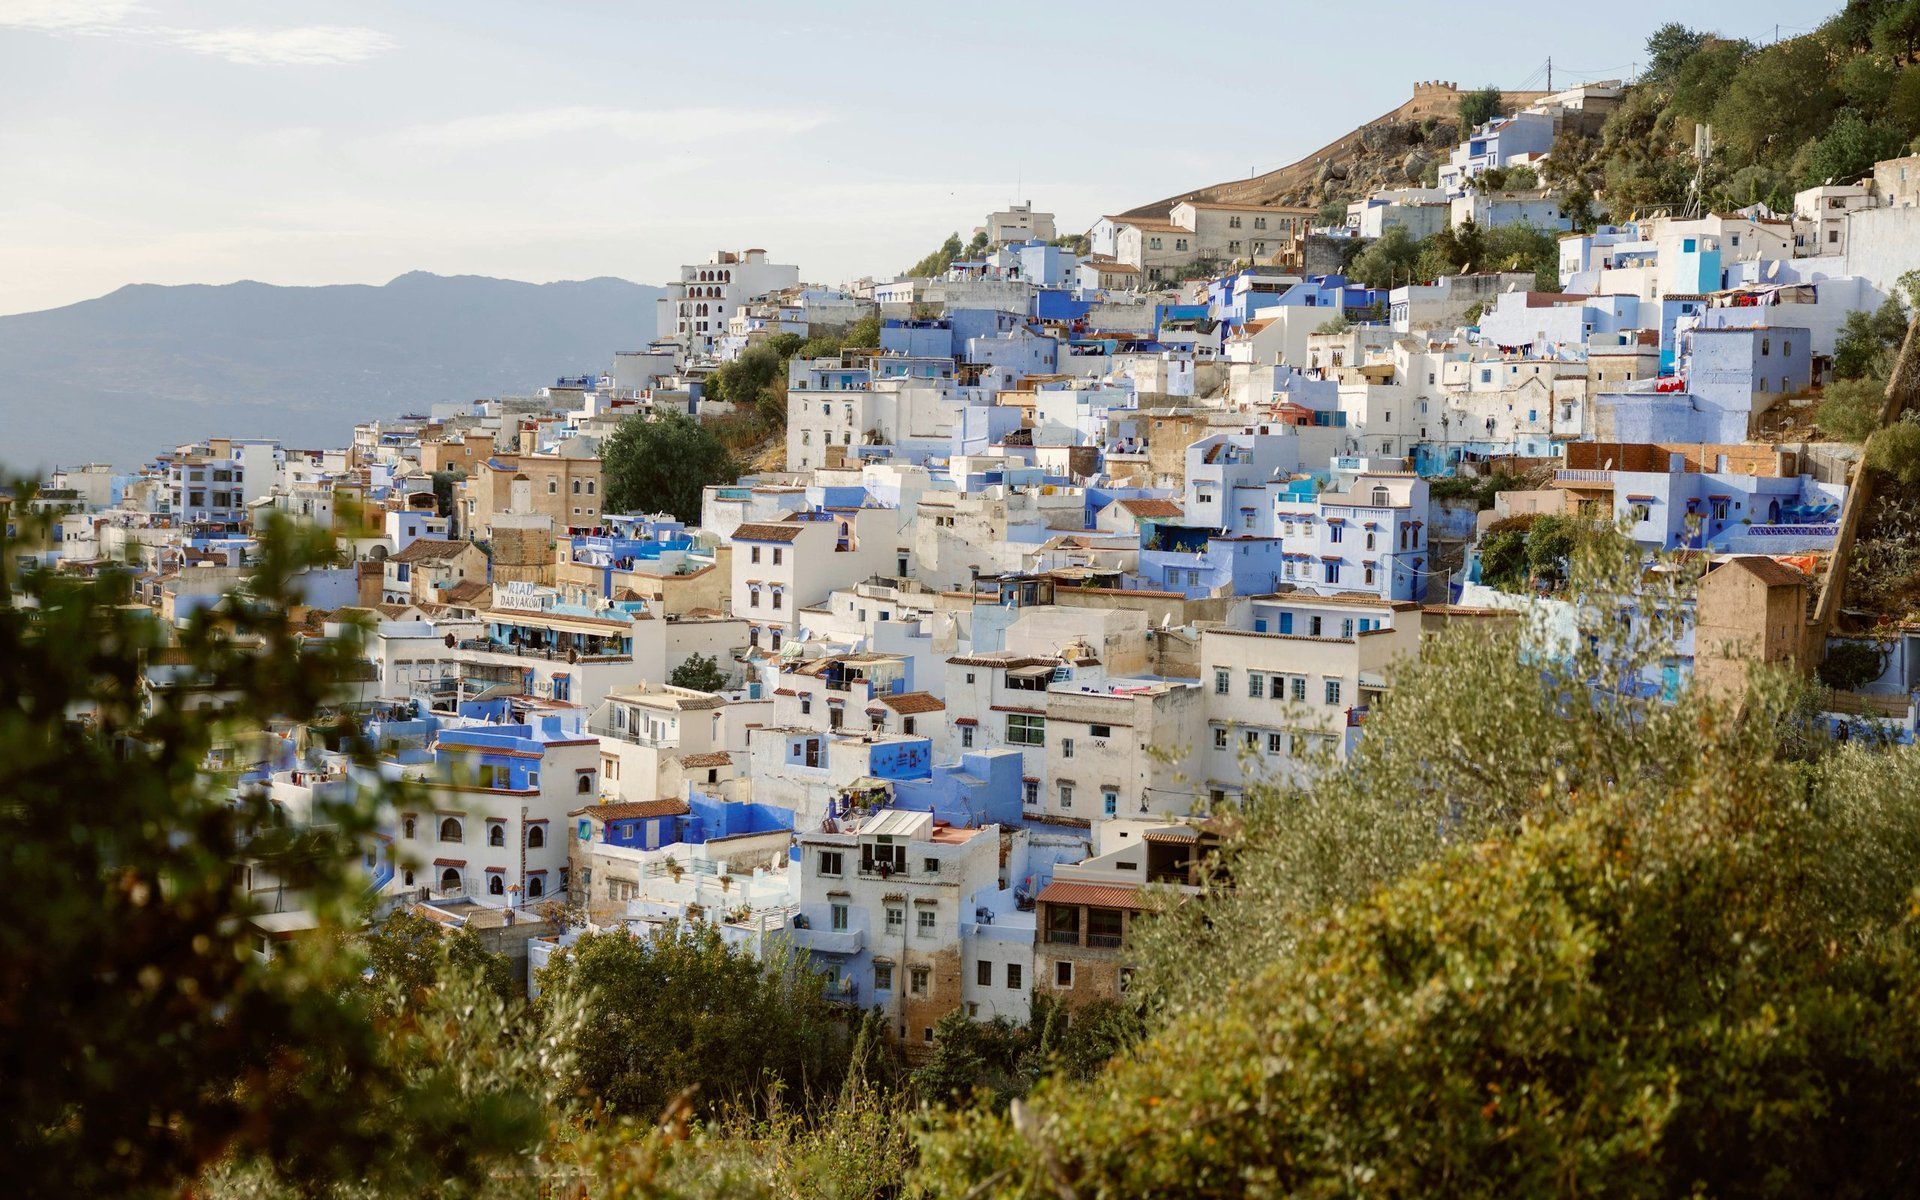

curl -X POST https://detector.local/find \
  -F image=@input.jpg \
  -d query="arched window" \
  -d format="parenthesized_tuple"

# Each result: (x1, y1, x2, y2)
(403, 869, 415, 887)
(488, 875, 505, 895)
(403, 815, 416, 839)
(577, 773, 593, 795)
(1371, 486, 1389, 506)
(489, 824, 505, 847)
(527, 825, 546, 849)
(528, 876, 545, 898)
(438, 817, 462, 843)
(439, 867, 462, 893)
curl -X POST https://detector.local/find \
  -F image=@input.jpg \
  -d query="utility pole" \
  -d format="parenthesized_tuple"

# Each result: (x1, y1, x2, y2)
(1546, 56, 1552, 92)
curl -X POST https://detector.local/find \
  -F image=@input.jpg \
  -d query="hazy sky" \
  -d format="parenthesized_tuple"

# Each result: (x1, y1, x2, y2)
(0, 0, 1826, 316)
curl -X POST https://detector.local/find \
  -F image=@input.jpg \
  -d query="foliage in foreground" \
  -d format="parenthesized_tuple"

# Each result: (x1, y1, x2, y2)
(534, 925, 854, 1123)
(915, 725, 1920, 1197)
(0, 506, 559, 1198)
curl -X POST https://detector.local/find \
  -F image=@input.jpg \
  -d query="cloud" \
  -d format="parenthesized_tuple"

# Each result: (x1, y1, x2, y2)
(0, 0, 141, 33)
(160, 24, 394, 65)
(0, 2, 393, 64)
(395, 106, 828, 151)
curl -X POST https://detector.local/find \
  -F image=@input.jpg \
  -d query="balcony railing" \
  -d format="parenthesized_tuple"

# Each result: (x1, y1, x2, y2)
(457, 638, 630, 663)
(1554, 469, 1613, 484)
(1045, 929, 1080, 945)
(789, 925, 866, 955)
(1086, 933, 1124, 949)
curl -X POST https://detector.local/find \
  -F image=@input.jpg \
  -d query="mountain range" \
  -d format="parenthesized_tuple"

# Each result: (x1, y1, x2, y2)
(0, 272, 662, 473)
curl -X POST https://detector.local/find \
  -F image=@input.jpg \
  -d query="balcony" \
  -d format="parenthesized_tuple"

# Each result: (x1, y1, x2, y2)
(457, 638, 630, 663)
(586, 719, 675, 748)
(788, 924, 866, 955)
(1553, 469, 1613, 485)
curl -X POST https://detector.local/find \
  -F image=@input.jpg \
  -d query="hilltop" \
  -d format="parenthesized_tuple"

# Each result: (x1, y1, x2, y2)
(0, 272, 662, 472)
(1118, 82, 1552, 216)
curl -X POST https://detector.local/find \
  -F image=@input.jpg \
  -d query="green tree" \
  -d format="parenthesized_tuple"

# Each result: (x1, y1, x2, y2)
(1643, 22, 1709, 86)
(910, 544, 1920, 1198)
(668, 651, 729, 693)
(1713, 39, 1841, 167)
(534, 924, 849, 1121)
(1874, 0, 1920, 63)
(362, 906, 520, 1011)
(1798, 112, 1908, 186)
(1819, 638, 1891, 689)
(909, 233, 965, 278)
(1477, 526, 1529, 590)
(1834, 294, 1911, 379)
(429, 469, 464, 518)
(709, 344, 787, 424)
(1669, 37, 1753, 122)
(1841, 52, 1898, 109)
(1457, 84, 1504, 130)
(1524, 512, 1576, 582)
(840, 312, 882, 348)
(600, 411, 737, 524)
(0, 505, 554, 1198)
(1892, 66, 1920, 134)
(1347, 225, 1423, 288)
(1480, 221, 1561, 290)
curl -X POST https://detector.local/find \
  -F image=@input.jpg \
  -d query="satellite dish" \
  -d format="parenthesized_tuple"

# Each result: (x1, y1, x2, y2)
(1765, 260, 1780, 280)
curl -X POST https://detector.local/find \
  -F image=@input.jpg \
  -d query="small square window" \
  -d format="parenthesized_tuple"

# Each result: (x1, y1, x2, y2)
(1054, 960, 1073, 988)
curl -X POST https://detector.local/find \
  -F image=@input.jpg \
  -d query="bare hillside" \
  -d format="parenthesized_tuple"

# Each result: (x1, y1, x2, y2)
(1120, 83, 1548, 216)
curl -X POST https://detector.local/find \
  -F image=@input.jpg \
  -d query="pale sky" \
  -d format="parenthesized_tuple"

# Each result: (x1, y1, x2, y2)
(0, 0, 1825, 316)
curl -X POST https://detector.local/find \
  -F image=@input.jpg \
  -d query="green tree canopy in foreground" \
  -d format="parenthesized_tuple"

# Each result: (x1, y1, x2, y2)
(600, 410, 738, 524)
(533, 924, 851, 1122)
(0, 504, 562, 1198)
(903, 537, 1920, 1197)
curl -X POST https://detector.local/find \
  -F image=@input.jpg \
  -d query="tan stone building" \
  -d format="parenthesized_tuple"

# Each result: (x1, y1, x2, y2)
(382, 538, 489, 606)
(1693, 555, 1810, 699)
(459, 452, 603, 539)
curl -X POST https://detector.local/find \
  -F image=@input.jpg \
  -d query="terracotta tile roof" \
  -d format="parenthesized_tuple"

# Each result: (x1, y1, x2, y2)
(1036, 881, 1148, 911)
(733, 522, 805, 542)
(677, 751, 733, 769)
(577, 799, 691, 821)
(442, 579, 491, 604)
(881, 691, 945, 715)
(391, 537, 475, 564)
(1118, 498, 1184, 519)
(1719, 555, 1809, 587)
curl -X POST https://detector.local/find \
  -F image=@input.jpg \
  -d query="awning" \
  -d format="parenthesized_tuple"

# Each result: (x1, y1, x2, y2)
(433, 858, 467, 868)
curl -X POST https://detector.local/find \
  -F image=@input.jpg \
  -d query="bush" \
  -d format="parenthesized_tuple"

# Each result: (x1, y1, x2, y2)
(1816, 376, 1886, 441)
(1866, 419, 1920, 488)
(1819, 639, 1890, 690)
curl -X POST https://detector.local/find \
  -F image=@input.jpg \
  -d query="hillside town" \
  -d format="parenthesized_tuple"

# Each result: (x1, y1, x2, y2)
(15, 71, 1920, 1063)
